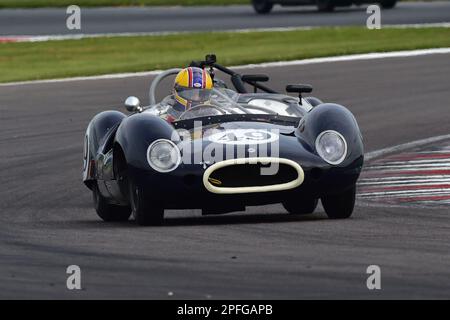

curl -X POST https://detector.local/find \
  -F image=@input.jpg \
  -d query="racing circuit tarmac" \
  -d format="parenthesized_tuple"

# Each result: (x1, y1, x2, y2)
(1, 1, 450, 36)
(0, 53, 450, 299)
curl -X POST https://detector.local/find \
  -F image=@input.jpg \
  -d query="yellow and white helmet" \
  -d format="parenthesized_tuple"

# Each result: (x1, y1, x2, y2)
(173, 67, 213, 110)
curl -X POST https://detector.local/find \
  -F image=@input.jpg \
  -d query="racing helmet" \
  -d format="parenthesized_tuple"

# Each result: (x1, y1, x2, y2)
(173, 67, 213, 110)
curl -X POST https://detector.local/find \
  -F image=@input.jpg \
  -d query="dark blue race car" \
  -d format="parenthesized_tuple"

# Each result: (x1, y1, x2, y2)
(83, 55, 364, 225)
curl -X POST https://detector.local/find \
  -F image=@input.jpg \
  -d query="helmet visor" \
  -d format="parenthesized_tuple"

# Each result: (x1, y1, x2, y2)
(176, 86, 212, 102)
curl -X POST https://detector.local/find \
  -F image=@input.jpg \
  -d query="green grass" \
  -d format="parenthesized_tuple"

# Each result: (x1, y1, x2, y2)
(0, 0, 248, 8)
(1, 27, 449, 83)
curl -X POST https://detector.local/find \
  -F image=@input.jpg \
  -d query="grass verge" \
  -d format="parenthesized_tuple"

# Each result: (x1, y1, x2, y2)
(1, 26, 449, 83)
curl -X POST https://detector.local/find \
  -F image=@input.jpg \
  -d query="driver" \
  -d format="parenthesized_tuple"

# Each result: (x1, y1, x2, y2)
(164, 67, 213, 122)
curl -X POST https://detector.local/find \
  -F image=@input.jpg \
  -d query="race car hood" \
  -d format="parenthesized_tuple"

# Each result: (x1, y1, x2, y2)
(175, 120, 323, 169)
(179, 120, 296, 141)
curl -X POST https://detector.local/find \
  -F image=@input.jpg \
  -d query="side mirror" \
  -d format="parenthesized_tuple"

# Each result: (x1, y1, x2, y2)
(242, 74, 270, 93)
(241, 74, 269, 83)
(124, 96, 141, 113)
(286, 84, 313, 104)
(286, 84, 313, 94)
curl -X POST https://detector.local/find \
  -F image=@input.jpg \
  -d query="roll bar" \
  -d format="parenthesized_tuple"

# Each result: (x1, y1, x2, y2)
(148, 55, 284, 106)
(149, 68, 181, 105)
(189, 54, 278, 95)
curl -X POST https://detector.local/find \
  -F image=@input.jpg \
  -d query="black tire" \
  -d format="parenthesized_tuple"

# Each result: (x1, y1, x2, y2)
(321, 185, 356, 219)
(380, 0, 397, 9)
(317, 0, 335, 12)
(129, 181, 164, 226)
(93, 183, 131, 222)
(252, 0, 273, 14)
(283, 198, 319, 215)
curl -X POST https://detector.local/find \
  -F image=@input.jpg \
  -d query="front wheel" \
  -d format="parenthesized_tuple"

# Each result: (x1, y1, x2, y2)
(380, 0, 397, 9)
(321, 185, 356, 219)
(283, 198, 318, 215)
(252, 0, 273, 14)
(93, 182, 131, 222)
(129, 181, 164, 226)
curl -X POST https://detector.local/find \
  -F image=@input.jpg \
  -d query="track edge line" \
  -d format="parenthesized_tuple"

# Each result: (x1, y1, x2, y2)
(1, 47, 450, 87)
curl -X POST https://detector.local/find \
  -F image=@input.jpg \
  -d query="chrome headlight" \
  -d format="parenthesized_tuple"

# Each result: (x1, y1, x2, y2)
(147, 139, 181, 172)
(315, 130, 347, 165)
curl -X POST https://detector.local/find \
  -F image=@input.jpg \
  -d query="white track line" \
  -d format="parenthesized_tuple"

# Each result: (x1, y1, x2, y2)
(363, 168, 450, 173)
(366, 164, 450, 169)
(1, 48, 450, 87)
(359, 175, 450, 182)
(360, 184, 450, 190)
(364, 133, 450, 161)
(2, 22, 449, 43)
(422, 200, 450, 204)
(0, 70, 166, 87)
(1, 27, 316, 42)
(358, 190, 450, 197)
(377, 158, 450, 165)
(358, 180, 450, 186)
(232, 48, 450, 70)
(0, 27, 317, 43)
(417, 151, 450, 154)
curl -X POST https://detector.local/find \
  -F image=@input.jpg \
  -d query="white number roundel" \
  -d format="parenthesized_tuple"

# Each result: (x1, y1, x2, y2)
(208, 129, 279, 145)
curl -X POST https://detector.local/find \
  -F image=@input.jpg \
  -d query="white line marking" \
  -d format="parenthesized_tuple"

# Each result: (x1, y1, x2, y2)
(366, 164, 450, 170)
(359, 180, 450, 186)
(2, 22, 449, 43)
(0, 27, 317, 43)
(365, 133, 450, 161)
(417, 150, 450, 154)
(421, 200, 450, 204)
(384, 23, 450, 29)
(359, 175, 450, 182)
(379, 158, 450, 165)
(1, 48, 450, 87)
(0, 70, 166, 86)
(358, 190, 450, 197)
(364, 169, 450, 174)
(232, 48, 450, 70)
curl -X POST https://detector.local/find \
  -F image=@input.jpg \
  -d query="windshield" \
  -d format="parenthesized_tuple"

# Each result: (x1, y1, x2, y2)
(145, 87, 309, 121)
(176, 86, 212, 102)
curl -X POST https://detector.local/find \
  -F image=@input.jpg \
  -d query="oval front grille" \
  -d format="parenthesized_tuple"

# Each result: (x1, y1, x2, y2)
(203, 157, 304, 194)
(209, 163, 297, 188)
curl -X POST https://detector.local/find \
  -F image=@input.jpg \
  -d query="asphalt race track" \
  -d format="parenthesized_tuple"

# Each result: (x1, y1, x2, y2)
(1, 2, 450, 36)
(1, 53, 450, 298)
